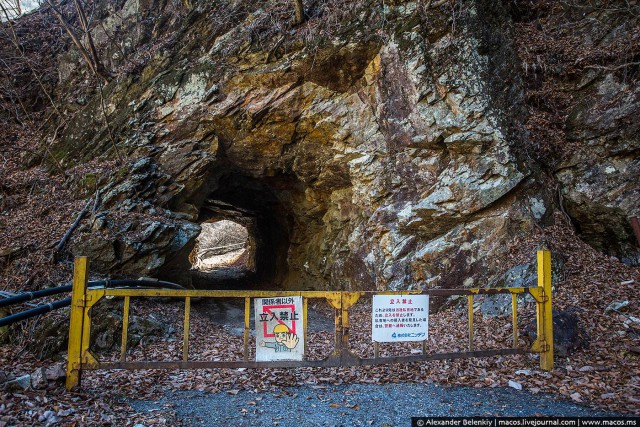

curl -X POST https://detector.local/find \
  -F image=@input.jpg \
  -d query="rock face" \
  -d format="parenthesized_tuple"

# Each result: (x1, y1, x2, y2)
(515, 1, 640, 265)
(28, 299, 174, 359)
(44, 0, 636, 289)
(557, 74, 640, 264)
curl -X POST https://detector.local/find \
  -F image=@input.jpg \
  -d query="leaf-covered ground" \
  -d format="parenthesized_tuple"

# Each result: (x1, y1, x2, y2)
(1, 214, 638, 425)
(1, 1, 639, 425)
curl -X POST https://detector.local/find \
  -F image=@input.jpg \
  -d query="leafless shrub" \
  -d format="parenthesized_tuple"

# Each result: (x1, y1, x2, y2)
(0, 0, 69, 160)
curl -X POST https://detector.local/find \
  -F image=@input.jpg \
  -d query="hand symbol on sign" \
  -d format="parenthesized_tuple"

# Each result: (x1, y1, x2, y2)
(282, 332, 299, 349)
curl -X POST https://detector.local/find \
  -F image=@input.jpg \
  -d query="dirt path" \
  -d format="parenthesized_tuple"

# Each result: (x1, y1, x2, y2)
(129, 383, 622, 427)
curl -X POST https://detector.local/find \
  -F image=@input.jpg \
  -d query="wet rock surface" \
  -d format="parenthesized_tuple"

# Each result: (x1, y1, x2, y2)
(526, 308, 588, 357)
(549, 309, 589, 357)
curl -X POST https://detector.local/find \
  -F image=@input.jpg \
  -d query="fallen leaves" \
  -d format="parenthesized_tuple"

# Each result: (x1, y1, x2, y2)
(0, 155, 638, 424)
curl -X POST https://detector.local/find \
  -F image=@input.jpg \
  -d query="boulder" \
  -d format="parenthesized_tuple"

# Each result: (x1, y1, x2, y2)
(473, 253, 565, 318)
(30, 367, 47, 390)
(527, 307, 588, 356)
(490, 253, 566, 289)
(44, 363, 67, 382)
(2, 374, 31, 392)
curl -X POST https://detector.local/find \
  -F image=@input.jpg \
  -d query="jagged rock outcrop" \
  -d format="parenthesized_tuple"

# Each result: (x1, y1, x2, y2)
(40, 0, 636, 289)
(558, 74, 640, 264)
(515, 1, 640, 265)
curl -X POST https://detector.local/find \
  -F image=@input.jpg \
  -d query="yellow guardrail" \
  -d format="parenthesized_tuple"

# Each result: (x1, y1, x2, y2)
(66, 250, 553, 390)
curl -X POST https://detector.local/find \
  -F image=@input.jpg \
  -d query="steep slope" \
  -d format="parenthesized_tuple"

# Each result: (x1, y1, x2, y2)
(1, 0, 638, 292)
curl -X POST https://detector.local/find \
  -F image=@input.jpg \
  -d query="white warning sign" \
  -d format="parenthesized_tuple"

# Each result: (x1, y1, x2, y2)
(255, 296, 304, 362)
(372, 295, 429, 342)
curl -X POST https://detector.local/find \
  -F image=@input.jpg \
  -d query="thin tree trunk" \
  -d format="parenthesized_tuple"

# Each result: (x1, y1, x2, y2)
(73, 0, 109, 79)
(293, 0, 305, 25)
(45, 0, 110, 81)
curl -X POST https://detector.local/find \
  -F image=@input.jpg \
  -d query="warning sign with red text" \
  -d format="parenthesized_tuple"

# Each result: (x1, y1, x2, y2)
(255, 296, 304, 362)
(372, 295, 428, 342)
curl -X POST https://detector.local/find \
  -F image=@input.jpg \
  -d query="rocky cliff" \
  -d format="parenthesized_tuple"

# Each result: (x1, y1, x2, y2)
(2, 0, 639, 290)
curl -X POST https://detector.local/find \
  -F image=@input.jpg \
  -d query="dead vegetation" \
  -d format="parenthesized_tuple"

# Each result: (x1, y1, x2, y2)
(0, 0, 639, 424)
(513, 0, 640, 168)
(1, 213, 639, 424)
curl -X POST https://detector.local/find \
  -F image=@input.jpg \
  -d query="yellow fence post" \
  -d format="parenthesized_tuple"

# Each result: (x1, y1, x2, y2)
(120, 296, 130, 362)
(183, 297, 191, 362)
(302, 297, 308, 359)
(536, 249, 554, 370)
(468, 294, 474, 352)
(66, 257, 88, 390)
(511, 293, 518, 348)
(243, 297, 250, 361)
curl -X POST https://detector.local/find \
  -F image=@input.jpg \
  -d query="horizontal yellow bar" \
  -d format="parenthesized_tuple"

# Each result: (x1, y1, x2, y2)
(468, 287, 528, 294)
(94, 289, 345, 298)
(88, 287, 535, 299)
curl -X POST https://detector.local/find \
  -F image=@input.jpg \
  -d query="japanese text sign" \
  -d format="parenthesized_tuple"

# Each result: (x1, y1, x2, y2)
(255, 296, 304, 362)
(372, 295, 429, 342)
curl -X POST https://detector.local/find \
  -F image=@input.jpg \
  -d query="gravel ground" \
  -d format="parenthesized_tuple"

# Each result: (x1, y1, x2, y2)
(129, 383, 623, 426)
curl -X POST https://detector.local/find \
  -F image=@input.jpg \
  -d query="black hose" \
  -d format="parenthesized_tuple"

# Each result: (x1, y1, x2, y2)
(0, 285, 73, 308)
(0, 279, 185, 308)
(0, 280, 187, 328)
(0, 298, 71, 327)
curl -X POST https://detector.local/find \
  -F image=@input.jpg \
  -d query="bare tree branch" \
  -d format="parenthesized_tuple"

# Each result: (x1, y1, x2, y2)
(423, 0, 452, 8)
(44, 0, 110, 81)
(585, 62, 640, 71)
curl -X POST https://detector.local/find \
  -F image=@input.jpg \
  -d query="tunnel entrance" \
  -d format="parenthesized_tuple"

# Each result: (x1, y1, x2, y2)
(184, 170, 294, 290)
(189, 219, 256, 284)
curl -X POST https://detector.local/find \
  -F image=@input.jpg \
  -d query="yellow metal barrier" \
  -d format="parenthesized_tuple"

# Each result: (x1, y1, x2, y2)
(66, 251, 554, 390)
(534, 249, 554, 370)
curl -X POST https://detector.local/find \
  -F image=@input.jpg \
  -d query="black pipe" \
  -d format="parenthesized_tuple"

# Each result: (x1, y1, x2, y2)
(0, 285, 73, 308)
(0, 280, 187, 327)
(0, 298, 71, 327)
(0, 279, 184, 308)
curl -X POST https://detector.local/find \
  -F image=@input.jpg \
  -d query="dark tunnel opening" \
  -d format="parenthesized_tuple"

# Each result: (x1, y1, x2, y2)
(190, 171, 295, 289)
